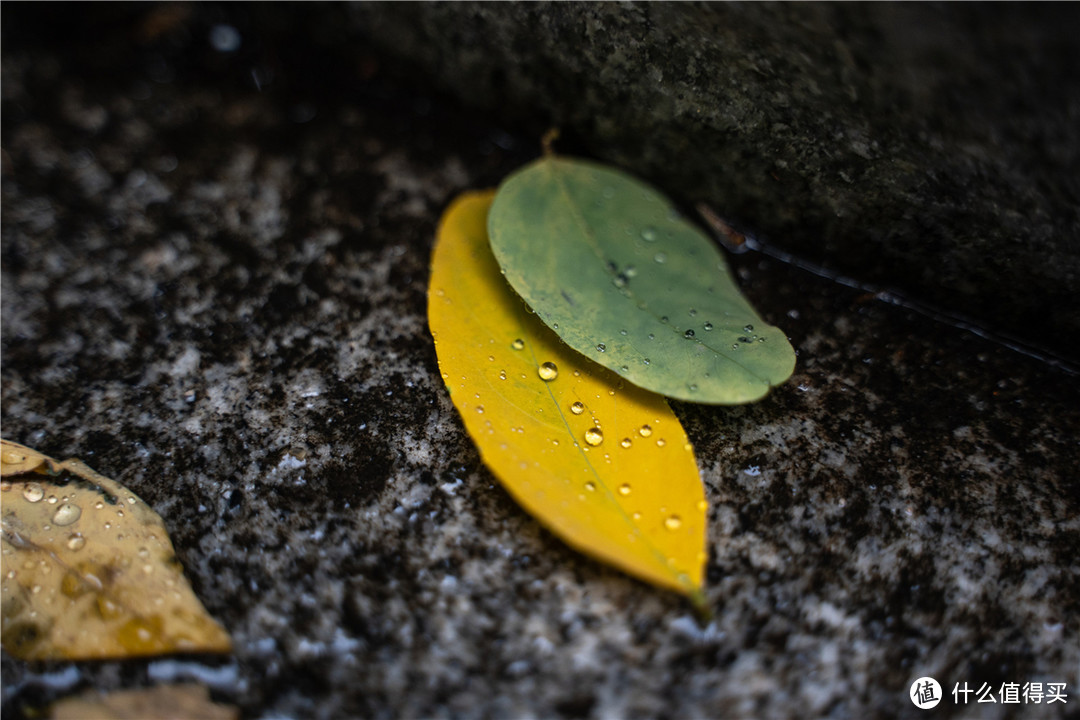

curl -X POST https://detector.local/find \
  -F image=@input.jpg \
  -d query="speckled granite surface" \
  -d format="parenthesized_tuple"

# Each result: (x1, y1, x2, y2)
(2, 6, 1079, 720)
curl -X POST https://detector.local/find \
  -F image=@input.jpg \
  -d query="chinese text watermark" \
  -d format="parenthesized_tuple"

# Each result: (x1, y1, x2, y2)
(910, 678, 1068, 709)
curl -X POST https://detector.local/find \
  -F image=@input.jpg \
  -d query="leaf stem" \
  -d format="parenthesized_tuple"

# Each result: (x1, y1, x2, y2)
(541, 128, 560, 157)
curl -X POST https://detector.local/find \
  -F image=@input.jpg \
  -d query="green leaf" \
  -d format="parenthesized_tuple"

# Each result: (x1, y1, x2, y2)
(488, 156, 795, 404)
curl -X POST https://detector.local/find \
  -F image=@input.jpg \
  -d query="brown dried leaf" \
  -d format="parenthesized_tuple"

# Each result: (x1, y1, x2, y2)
(0, 440, 60, 477)
(1, 439, 232, 660)
(50, 684, 238, 720)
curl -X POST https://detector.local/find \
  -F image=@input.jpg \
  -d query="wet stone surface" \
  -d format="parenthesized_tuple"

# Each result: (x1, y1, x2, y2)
(3, 6, 1079, 719)
(352, 3, 1080, 358)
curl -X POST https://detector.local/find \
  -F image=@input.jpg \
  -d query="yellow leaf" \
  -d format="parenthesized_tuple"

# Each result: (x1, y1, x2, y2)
(428, 191, 707, 599)
(50, 684, 238, 720)
(1, 439, 232, 660)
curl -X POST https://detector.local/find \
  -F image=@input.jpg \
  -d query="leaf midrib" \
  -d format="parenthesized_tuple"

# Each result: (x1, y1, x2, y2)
(542, 158, 774, 387)
(519, 306, 692, 591)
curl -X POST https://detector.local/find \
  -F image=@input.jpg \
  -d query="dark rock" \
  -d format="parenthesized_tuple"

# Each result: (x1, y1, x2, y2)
(351, 3, 1080, 359)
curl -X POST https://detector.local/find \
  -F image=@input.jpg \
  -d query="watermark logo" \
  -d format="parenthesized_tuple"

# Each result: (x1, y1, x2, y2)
(909, 678, 1068, 708)
(911, 677, 943, 709)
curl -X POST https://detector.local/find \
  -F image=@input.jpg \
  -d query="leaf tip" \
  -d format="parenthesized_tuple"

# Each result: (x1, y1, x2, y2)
(688, 587, 713, 622)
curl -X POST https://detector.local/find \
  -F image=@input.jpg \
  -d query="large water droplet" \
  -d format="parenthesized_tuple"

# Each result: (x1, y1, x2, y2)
(620, 438, 632, 449)
(22, 483, 44, 503)
(570, 401, 585, 415)
(538, 362, 558, 381)
(664, 515, 682, 531)
(584, 427, 604, 446)
(618, 483, 632, 496)
(638, 424, 653, 438)
(511, 338, 525, 350)
(53, 503, 82, 526)
(596, 343, 606, 353)
(738, 336, 752, 343)
(2, 449, 26, 466)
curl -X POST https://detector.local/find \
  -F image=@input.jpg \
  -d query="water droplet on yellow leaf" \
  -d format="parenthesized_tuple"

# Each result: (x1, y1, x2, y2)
(538, 362, 559, 381)
(584, 427, 604, 447)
